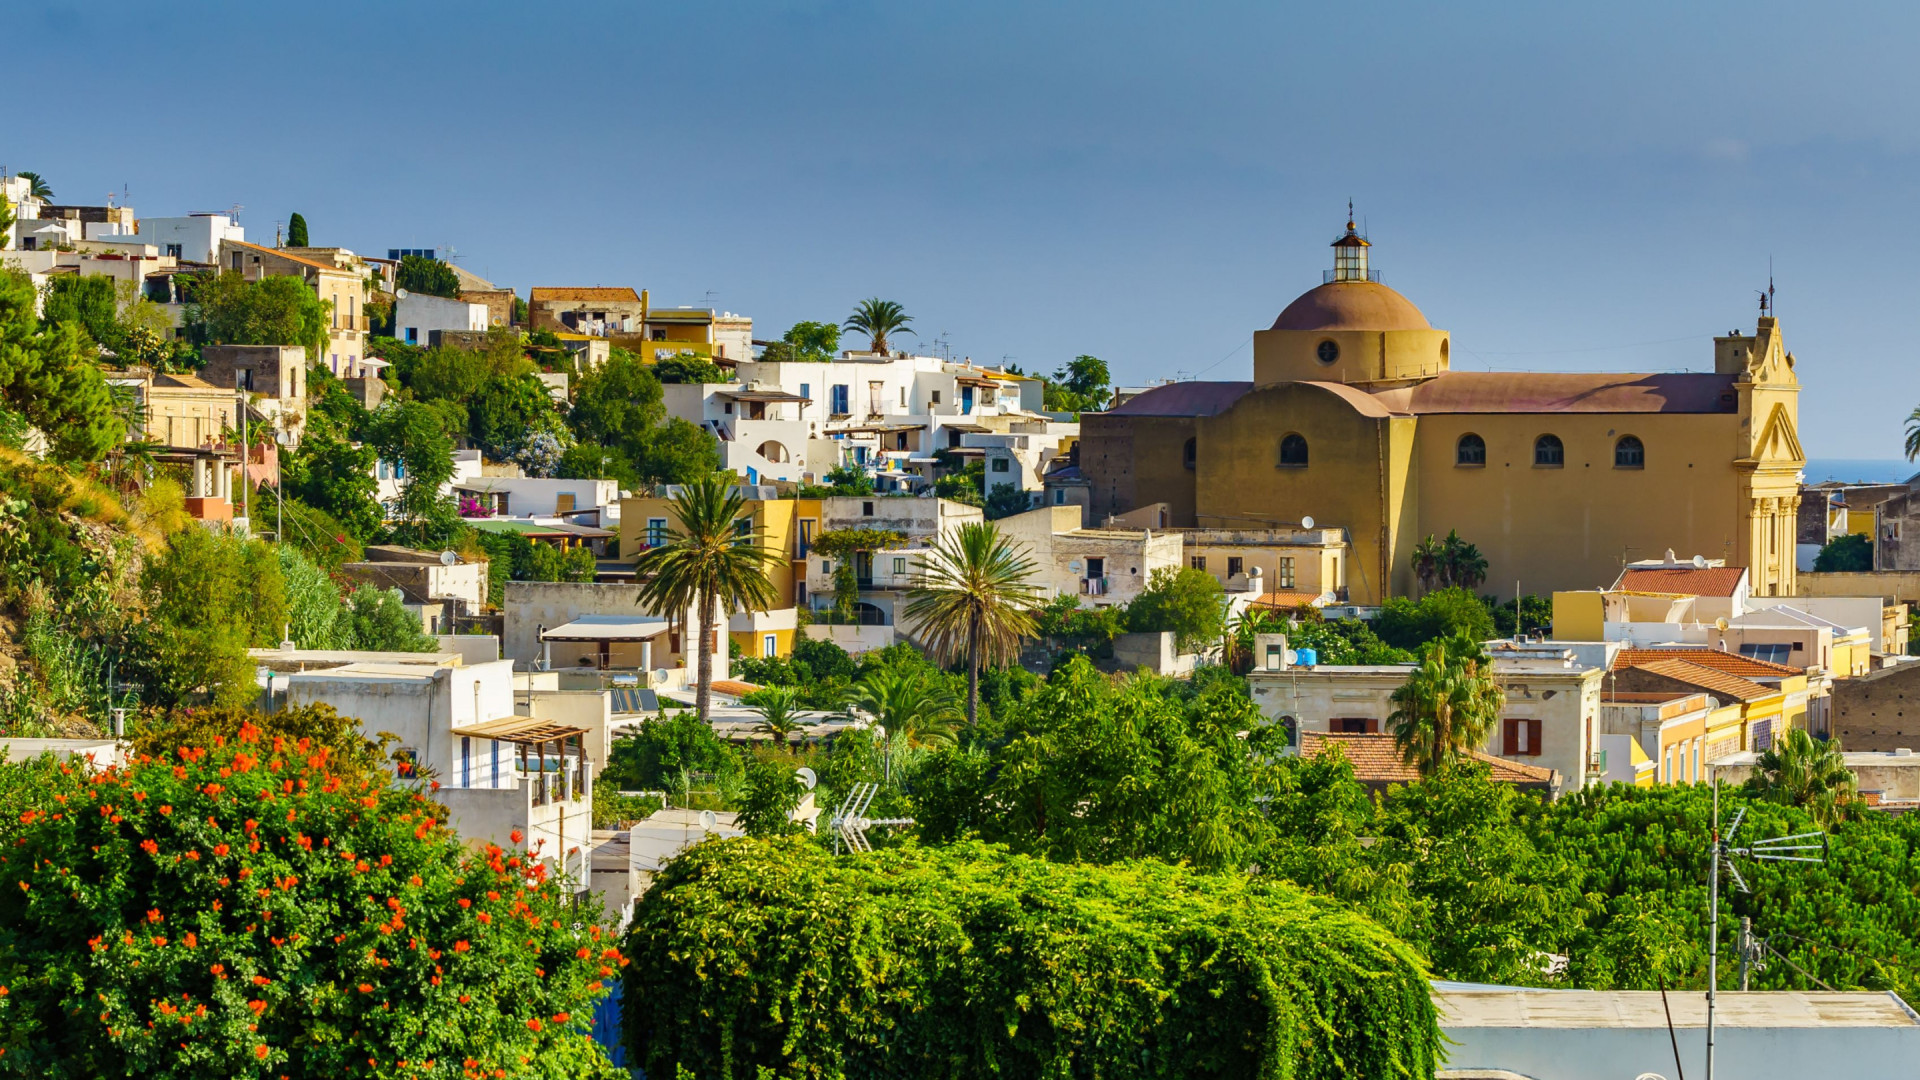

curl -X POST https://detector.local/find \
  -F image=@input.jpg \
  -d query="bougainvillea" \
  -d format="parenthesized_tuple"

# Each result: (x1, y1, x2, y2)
(623, 836, 1440, 1080)
(0, 726, 624, 1078)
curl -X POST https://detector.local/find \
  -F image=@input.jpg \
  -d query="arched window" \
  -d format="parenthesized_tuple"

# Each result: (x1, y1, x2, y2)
(1534, 434, 1564, 467)
(1456, 433, 1486, 466)
(1615, 435, 1645, 469)
(1182, 437, 1196, 470)
(1278, 433, 1309, 467)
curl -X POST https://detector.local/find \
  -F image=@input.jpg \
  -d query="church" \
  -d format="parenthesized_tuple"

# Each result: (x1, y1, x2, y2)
(1080, 220, 1805, 604)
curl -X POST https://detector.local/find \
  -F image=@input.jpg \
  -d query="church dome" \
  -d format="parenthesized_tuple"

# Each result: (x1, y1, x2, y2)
(1271, 280, 1431, 332)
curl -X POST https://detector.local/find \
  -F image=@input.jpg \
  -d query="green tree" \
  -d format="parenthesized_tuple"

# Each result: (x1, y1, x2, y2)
(1280, 615, 1413, 665)
(279, 544, 347, 649)
(280, 429, 382, 541)
(983, 481, 1033, 520)
(0, 268, 125, 459)
(341, 585, 437, 652)
(0, 727, 624, 1078)
(624, 837, 1440, 1080)
(1813, 533, 1873, 572)
(568, 349, 717, 484)
(1387, 634, 1506, 775)
(41, 274, 121, 351)
(843, 298, 915, 354)
(735, 759, 806, 836)
(600, 709, 745, 802)
(366, 399, 456, 524)
(742, 685, 807, 745)
(181, 271, 329, 360)
(1128, 566, 1227, 654)
(1750, 728, 1859, 827)
(136, 528, 288, 708)
(633, 474, 782, 721)
(1373, 586, 1496, 651)
(395, 254, 460, 298)
(903, 521, 1043, 726)
(1044, 354, 1111, 412)
(1411, 529, 1489, 592)
(650, 353, 729, 384)
(285, 212, 309, 246)
(846, 665, 962, 750)
(469, 373, 558, 457)
(781, 320, 841, 360)
(16, 171, 51, 200)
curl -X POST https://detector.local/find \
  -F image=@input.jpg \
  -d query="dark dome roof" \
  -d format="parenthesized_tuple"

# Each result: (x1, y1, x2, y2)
(1271, 281, 1430, 333)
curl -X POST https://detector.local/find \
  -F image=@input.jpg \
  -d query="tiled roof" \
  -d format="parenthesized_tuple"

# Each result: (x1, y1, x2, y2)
(1625, 658, 1773, 702)
(1102, 381, 1252, 417)
(1251, 590, 1325, 610)
(1611, 648, 1802, 677)
(709, 680, 761, 698)
(1615, 565, 1749, 597)
(225, 240, 336, 272)
(529, 287, 641, 303)
(1382, 371, 1740, 414)
(1300, 731, 1558, 787)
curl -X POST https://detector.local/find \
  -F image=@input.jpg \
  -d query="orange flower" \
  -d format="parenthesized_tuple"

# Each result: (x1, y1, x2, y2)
(458, 994, 471, 1004)
(453, 941, 470, 953)
(409, 875, 422, 888)
(254, 1044, 269, 1060)
(358, 983, 373, 993)
(213, 844, 228, 856)
(157, 805, 171, 816)
(140, 840, 158, 855)
(146, 909, 162, 923)
(210, 964, 225, 978)
(524, 1018, 542, 1033)
(183, 932, 197, 949)
(509, 830, 523, 845)
(457, 899, 470, 909)
(576, 947, 590, 959)
(477, 913, 491, 925)
(552, 1013, 569, 1024)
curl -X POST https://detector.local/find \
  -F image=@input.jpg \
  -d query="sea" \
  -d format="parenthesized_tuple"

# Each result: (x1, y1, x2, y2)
(1802, 459, 1918, 485)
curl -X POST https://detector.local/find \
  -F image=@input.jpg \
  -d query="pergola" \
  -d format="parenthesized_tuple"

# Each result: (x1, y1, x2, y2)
(539, 614, 670, 671)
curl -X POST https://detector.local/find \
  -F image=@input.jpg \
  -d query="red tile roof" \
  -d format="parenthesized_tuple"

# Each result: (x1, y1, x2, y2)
(1386, 371, 1740, 415)
(1299, 731, 1558, 788)
(1624, 659, 1773, 702)
(1251, 590, 1325, 610)
(529, 287, 642, 303)
(1611, 648, 1802, 677)
(225, 240, 338, 273)
(1615, 565, 1749, 597)
(709, 680, 761, 698)
(1103, 381, 1253, 417)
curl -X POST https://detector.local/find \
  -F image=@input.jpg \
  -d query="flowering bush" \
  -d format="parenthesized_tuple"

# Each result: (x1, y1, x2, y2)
(0, 725, 625, 1078)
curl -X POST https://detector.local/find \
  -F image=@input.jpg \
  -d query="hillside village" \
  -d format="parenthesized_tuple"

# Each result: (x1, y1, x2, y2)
(2, 170, 1919, 1078)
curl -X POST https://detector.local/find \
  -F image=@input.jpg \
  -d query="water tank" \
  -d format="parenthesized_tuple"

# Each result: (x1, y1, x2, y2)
(1296, 648, 1318, 668)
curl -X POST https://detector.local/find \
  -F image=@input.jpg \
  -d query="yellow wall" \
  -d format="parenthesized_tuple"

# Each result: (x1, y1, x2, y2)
(1253, 325, 1452, 385)
(1552, 591, 1605, 641)
(731, 628, 797, 658)
(620, 495, 800, 607)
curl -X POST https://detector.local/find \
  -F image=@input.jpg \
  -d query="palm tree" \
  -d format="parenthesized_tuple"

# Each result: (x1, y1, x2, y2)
(16, 171, 51, 201)
(634, 473, 782, 722)
(742, 685, 807, 746)
(1906, 405, 1920, 461)
(1753, 729, 1858, 828)
(1411, 534, 1444, 593)
(843, 298, 915, 355)
(1387, 634, 1506, 775)
(845, 667, 963, 750)
(903, 521, 1043, 726)
(1440, 529, 1489, 591)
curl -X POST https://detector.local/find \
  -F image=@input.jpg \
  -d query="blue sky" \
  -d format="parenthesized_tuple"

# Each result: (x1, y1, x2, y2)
(19, 1, 1920, 457)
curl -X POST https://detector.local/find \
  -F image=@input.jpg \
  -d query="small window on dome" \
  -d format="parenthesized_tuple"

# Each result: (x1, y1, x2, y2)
(1316, 340, 1339, 365)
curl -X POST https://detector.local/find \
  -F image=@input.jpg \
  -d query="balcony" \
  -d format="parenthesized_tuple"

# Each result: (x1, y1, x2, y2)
(1081, 576, 1110, 597)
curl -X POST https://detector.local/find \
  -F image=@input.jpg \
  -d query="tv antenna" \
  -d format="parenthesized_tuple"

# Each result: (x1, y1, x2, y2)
(828, 782, 913, 854)
(1703, 781, 1828, 1080)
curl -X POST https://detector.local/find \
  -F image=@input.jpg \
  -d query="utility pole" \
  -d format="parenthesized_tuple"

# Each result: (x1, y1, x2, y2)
(236, 371, 249, 526)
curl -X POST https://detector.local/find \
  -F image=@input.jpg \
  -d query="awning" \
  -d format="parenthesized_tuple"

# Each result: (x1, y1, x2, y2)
(449, 716, 588, 744)
(943, 447, 988, 456)
(955, 374, 1006, 387)
(541, 615, 671, 641)
(718, 389, 810, 403)
(941, 422, 992, 433)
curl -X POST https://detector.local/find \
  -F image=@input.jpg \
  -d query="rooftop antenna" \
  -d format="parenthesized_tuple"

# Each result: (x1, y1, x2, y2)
(828, 782, 913, 854)
(228, 203, 244, 223)
(1702, 781, 1828, 1080)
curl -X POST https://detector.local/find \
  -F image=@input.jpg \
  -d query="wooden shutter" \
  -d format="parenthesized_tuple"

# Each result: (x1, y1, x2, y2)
(1504, 718, 1521, 755)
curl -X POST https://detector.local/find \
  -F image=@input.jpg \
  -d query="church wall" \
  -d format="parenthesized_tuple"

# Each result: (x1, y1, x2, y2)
(1411, 412, 1745, 600)
(1192, 384, 1410, 605)
(1254, 327, 1451, 385)
(1080, 415, 1198, 526)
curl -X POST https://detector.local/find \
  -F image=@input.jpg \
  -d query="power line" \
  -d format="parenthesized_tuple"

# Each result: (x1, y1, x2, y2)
(1188, 335, 1252, 379)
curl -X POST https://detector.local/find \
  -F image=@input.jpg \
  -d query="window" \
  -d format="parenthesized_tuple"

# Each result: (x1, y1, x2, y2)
(830, 385, 850, 414)
(1190, 555, 1206, 571)
(231, 252, 242, 270)
(862, 501, 874, 516)
(405, 327, 419, 344)
(1533, 434, 1564, 467)
(797, 518, 815, 557)
(1227, 556, 1244, 577)
(1278, 434, 1309, 467)
(931, 390, 942, 405)
(893, 557, 907, 574)
(490, 740, 501, 788)
(1053, 489, 1066, 505)
(1086, 557, 1105, 579)
(1183, 437, 1196, 470)
(899, 387, 907, 407)
(165, 243, 182, 258)
(992, 457, 1010, 472)
(734, 518, 752, 538)
(1614, 435, 1645, 468)
(1456, 433, 1486, 466)
(763, 634, 778, 658)
(723, 402, 733, 414)
(1503, 718, 1544, 756)
(646, 518, 667, 547)
(1279, 557, 1296, 588)
(1316, 339, 1340, 364)
(1330, 718, 1378, 734)
(460, 737, 472, 788)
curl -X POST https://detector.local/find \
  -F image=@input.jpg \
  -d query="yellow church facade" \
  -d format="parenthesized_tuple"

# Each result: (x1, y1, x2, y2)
(1081, 223, 1805, 604)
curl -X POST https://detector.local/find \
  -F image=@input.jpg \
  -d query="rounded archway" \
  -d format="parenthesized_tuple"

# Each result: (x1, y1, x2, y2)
(756, 440, 791, 463)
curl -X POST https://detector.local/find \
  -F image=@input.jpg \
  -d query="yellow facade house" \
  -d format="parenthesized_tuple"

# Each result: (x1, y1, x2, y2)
(619, 491, 804, 658)
(1081, 218, 1806, 602)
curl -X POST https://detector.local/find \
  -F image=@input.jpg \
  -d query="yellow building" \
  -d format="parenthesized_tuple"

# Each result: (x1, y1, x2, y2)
(1082, 219, 1806, 603)
(619, 492, 808, 657)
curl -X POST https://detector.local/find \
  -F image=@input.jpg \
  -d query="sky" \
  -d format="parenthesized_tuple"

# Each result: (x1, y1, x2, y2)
(16, 0, 1920, 458)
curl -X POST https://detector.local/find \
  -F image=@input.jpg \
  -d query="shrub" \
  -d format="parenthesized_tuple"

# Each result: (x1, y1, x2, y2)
(0, 727, 623, 1078)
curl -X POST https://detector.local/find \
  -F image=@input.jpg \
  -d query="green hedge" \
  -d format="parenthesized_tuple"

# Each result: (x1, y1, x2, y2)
(623, 837, 1439, 1080)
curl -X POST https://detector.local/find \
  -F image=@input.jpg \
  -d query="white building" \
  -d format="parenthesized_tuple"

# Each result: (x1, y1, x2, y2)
(501, 581, 730, 692)
(455, 475, 621, 523)
(661, 352, 1073, 488)
(800, 497, 983, 644)
(134, 214, 244, 263)
(374, 447, 485, 516)
(395, 291, 488, 345)
(995, 504, 1185, 607)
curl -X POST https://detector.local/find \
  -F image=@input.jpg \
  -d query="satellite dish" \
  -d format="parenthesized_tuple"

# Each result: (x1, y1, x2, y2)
(394, 287, 409, 300)
(1693, 555, 1709, 569)
(1715, 617, 1730, 632)
(1300, 515, 1314, 530)
(698, 810, 718, 832)
(439, 549, 458, 566)
(795, 767, 818, 790)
